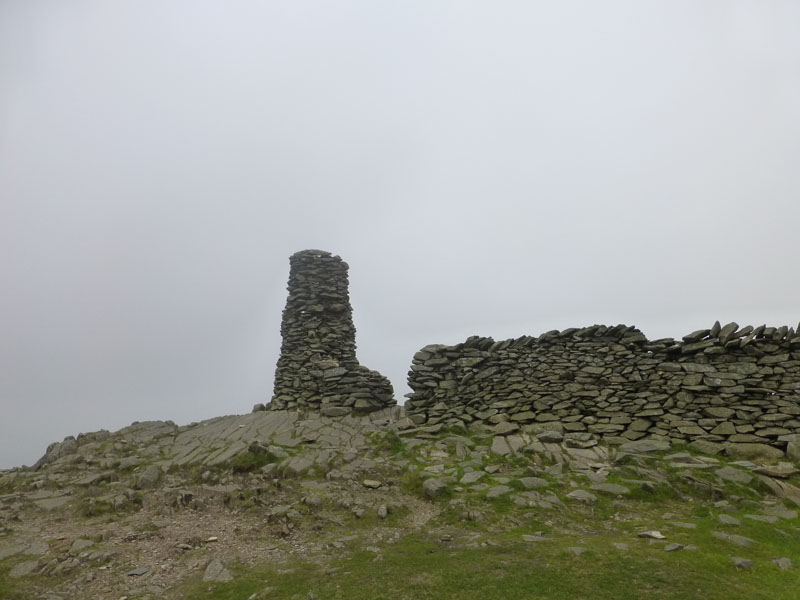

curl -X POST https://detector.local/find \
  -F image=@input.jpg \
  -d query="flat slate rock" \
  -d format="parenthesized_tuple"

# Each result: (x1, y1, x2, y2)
(486, 485, 512, 499)
(753, 463, 799, 479)
(712, 531, 756, 547)
(590, 483, 629, 496)
(669, 521, 697, 529)
(619, 439, 670, 453)
(638, 530, 666, 539)
(460, 471, 485, 485)
(490, 436, 512, 456)
(10, 560, 40, 578)
(726, 443, 784, 460)
(519, 477, 549, 489)
(744, 514, 779, 524)
(565, 490, 597, 504)
(714, 466, 752, 485)
(717, 514, 741, 526)
(33, 496, 71, 511)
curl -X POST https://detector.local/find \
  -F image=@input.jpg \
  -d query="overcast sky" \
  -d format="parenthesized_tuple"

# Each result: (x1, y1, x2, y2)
(1, 2, 799, 469)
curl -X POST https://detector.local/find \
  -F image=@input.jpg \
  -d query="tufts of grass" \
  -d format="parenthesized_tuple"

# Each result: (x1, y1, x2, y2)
(230, 451, 274, 474)
(176, 531, 800, 600)
(372, 431, 409, 457)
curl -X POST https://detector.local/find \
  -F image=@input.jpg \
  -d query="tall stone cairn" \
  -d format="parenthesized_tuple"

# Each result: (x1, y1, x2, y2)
(269, 249, 395, 415)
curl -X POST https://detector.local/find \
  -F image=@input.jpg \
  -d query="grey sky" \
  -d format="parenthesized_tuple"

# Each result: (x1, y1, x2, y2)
(1, 2, 799, 469)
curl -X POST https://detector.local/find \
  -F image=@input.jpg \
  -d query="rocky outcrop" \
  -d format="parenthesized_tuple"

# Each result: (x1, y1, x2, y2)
(405, 322, 800, 454)
(268, 250, 394, 414)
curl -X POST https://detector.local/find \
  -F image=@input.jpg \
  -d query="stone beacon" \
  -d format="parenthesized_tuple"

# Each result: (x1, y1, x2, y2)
(267, 249, 395, 416)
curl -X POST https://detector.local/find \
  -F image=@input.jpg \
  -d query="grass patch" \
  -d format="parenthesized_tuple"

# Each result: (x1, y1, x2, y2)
(372, 431, 409, 457)
(178, 531, 800, 600)
(230, 451, 274, 474)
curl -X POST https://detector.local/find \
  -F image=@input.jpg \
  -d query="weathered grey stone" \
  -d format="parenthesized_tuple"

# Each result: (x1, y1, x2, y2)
(710, 422, 736, 436)
(69, 538, 94, 555)
(280, 456, 314, 476)
(787, 441, 800, 462)
(490, 436, 512, 456)
(203, 557, 233, 582)
(726, 443, 784, 460)
(423, 478, 448, 499)
(136, 465, 163, 489)
(743, 514, 778, 524)
(590, 483, 629, 496)
(758, 476, 800, 506)
(519, 477, 549, 490)
(23, 541, 49, 556)
(731, 556, 754, 570)
(10, 560, 40, 578)
(460, 471, 485, 485)
(34, 496, 71, 512)
(486, 485, 511, 499)
(619, 439, 670, 453)
(565, 490, 597, 504)
(689, 440, 724, 455)
(536, 430, 563, 443)
(772, 557, 793, 571)
(321, 406, 350, 417)
(753, 463, 798, 478)
(715, 466, 752, 485)
(493, 421, 519, 435)
(638, 530, 666, 539)
(717, 514, 741, 526)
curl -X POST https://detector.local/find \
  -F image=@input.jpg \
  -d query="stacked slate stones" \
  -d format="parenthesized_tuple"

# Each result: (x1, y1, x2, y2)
(267, 250, 395, 415)
(405, 322, 800, 456)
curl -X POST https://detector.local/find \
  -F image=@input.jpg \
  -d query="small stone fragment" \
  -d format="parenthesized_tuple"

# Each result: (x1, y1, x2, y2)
(731, 556, 754, 570)
(772, 557, 793, 571)
(638, 531, 666, 540)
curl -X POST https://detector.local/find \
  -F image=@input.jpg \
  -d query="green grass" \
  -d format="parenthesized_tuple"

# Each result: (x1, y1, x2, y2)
(230, 451, 274, 474)
(179, 529, 800, 600)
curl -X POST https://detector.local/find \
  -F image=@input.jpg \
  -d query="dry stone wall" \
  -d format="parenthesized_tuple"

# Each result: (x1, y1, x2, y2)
(267, 250, 394, 415)
(405, 323, 800, 455)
